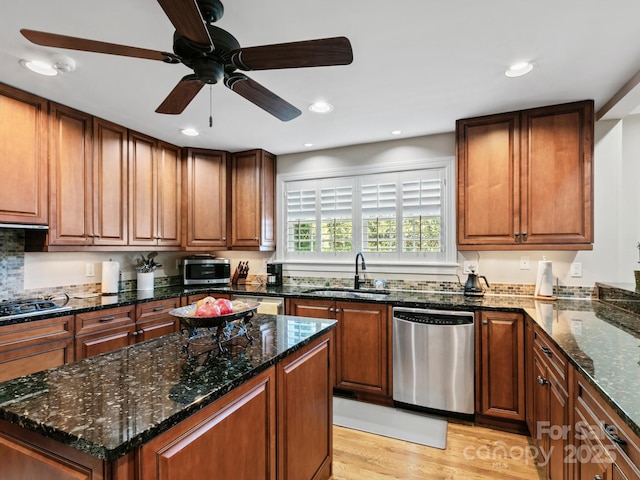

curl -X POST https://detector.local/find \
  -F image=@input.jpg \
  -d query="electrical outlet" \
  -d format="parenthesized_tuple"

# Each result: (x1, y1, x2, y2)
(175, 259, 181, 270)
(520, 256, 530, 270)
(570, 262, 583, 277)
(463, 261, 478, 274)
(85, 263, 95, 277)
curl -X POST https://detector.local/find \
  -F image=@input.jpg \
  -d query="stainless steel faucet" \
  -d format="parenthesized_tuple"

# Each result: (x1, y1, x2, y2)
(354, 252, 366, 289)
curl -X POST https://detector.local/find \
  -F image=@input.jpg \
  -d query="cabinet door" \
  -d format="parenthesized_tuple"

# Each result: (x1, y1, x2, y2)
(134, 297, 180, 342)
(286, 298, 335, 319)
(230, 149, 276, 251)
(477, 311, 525, 421)
(278, 333, 333, 480)
(48, 103, 93, 245)
(521, 100, 594, 246)
(0, 315, 74, 382)
(185, 148, 228, 248)
(128, 130, 157, 246)
(140, 367, 276, 480)
(456, 112, 520, 247)
(336, 302, 390, 396)
(157, 141, 182, 246)
(0, 84, 48, 225)
(93, 118, 128, 245)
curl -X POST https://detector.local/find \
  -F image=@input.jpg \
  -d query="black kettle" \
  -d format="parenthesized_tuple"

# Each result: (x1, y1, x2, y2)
(464, 272, 490, 297)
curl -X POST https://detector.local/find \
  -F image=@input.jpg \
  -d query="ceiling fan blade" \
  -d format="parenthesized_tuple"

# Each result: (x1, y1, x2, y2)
(230, 36, 353, 71)
(156, 0, 212, 47)
(225, 74, 301, 121)
(156, 77, 205, 114)
(20, 29, 173, 62)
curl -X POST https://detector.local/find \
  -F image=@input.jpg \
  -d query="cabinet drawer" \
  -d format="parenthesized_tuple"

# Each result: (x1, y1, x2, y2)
(0, 315, 74, 350)
(533, 326, 567, 385)
(575, 375, 640, 479)
(75, 306, 135, 336)
(136, 298, 180, 322)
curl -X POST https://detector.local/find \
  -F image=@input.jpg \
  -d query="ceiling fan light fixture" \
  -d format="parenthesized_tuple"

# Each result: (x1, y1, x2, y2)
(505, 61, 533, 77)
(20, 59, 58, 76)
(309, 101, 333, 113)
(181, 127, 200, 136)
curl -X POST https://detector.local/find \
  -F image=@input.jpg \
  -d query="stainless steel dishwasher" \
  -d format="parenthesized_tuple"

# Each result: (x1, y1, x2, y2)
(392, 306, 475, 415)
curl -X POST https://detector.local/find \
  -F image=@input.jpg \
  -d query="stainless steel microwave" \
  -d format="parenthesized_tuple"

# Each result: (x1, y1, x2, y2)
(182, 256, 231, 285)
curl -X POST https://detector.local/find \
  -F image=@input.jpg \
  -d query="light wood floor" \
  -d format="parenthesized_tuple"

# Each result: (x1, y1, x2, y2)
(331, 422, 545, 480)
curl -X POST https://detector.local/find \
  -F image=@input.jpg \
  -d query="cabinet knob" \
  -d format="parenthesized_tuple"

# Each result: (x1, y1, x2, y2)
(594, 476, 602, 480)
(522, 231, 528, 240)
(482, 320, 488, 325)
(514, 232, 520, 239)
(537, 375, 549, 386)
(222, 237, 227, 241)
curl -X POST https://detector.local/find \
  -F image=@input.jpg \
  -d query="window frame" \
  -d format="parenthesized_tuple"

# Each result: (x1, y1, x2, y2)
(276, 157, 458, 275)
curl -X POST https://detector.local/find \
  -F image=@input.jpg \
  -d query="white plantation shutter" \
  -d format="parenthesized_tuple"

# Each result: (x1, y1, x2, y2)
(320, 180, 353, 252)
(361, 179, 397, 252)
(400, 170, 443, 252)
(286, 182, 316, 252)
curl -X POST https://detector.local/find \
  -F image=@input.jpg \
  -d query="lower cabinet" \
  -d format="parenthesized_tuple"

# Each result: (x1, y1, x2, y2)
(287, 298, 391, 399)
(75, 299, 180, 360)
(476, 310, 525, 425)
(0, 315, 74, 383)
(140, 366, 277, 480)
(277, 331, 333, 480)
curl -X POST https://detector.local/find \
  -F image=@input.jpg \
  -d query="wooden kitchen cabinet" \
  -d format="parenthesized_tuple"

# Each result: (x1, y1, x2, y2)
(134, 297, 181, 342)
(229, 149, 276, 251)
(476, 310, 525, 426)
(184, 148, 228, 249)
(0, 315, 74, 383)
(139, 366, 276, 480)
(74, 305, 136, 360)
(277, 331, 333, 480)
(531, 324, 570, 480)
(574, 373, 640, 480)
(128, 131, 182, 247)
(0, 83, 48, 225)
(287, 297, 391, 399)
(456, 100, 594, 250)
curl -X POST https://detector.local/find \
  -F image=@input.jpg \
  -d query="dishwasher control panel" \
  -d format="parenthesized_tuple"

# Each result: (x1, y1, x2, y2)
(393, 307, 474, 326)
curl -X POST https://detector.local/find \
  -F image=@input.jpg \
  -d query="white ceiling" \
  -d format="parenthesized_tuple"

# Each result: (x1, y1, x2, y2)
(2, 0, 640, 155)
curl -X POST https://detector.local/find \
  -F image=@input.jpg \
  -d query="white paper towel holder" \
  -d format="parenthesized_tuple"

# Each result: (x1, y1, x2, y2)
(534, 257, 556, 301)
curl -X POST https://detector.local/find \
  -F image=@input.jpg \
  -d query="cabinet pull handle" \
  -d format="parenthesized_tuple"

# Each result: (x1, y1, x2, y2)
(522, 231, 528, 240)
(602, 423, 627, 446)
(222, 237, 226, 241)
(329, 307, 334, 313)
(514, 232, 520, 239)
(594, 476, 602, 480)
(153, 307, 164, 312)
(541, 346, 552, 357)
(536, 375, 549, 386)
(99, 316, 116, 322)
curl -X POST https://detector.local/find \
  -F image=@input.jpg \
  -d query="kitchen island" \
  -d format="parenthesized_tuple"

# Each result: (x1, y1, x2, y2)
(0, 313, 336, 480)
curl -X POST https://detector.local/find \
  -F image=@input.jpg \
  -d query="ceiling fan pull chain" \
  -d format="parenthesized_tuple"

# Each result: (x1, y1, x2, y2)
(209, 85, 213, 127)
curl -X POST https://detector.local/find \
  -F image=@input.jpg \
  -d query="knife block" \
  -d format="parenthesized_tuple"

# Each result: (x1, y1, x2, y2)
(232, 261, 249, 285)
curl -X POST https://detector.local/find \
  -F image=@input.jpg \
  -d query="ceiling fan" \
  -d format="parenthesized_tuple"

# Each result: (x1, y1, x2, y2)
(20, 0, 353, 121)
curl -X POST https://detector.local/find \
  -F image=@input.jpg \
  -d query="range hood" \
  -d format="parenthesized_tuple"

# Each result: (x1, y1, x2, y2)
(0, 223, 48, 230)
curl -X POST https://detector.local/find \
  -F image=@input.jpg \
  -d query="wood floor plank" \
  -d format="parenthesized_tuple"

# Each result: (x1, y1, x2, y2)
(331, 422, 545, 479)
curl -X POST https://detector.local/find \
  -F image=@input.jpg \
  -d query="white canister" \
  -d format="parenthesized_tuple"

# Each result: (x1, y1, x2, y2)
(137, 271, 155, 291)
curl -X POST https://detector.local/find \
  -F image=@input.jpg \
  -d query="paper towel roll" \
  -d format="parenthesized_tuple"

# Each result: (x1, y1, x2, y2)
(534, 260, 554, 298)
(101, 260, 120, 295)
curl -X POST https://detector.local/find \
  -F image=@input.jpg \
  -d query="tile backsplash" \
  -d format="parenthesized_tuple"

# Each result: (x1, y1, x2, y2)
(0, 230, 25, 300)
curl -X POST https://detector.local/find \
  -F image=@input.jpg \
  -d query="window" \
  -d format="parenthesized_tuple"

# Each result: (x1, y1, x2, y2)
(280, 158, 456, 271)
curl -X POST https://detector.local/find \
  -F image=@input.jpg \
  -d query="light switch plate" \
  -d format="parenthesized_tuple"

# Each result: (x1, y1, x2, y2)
(570, 262, 582, 277)
(520, 256, 530, 270)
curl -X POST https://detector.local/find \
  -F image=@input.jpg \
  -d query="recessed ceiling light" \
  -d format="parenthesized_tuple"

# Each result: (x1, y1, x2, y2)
(304, 143, 314, 147)
(505, 62, 533, 77)
(20, 59, 58, 76)
(309, 101, 333, 113)
(391, 130, 402, 135)
(180, 128, 199, 136)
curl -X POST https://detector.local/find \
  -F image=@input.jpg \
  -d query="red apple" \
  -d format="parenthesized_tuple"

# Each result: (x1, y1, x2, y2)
(213, 298, 233, 315)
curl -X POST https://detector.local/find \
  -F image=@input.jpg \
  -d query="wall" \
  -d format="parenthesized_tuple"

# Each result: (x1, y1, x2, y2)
(278, 116, 640, 292)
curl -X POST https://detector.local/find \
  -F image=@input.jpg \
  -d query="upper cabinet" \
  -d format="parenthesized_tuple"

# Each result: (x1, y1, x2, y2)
(128, 131, 181, 247)
(229, 149, 276, 251)
(0, 84, 48, 225)
(456, 100, 594, 250)
(184, 148, 228, 249)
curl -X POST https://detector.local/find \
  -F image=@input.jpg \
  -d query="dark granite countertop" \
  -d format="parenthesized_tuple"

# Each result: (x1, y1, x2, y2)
(0, 314, 336, 461)
(2, 281, 640, 454)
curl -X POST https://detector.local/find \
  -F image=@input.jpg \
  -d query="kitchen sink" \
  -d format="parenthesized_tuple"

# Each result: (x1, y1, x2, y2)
(304, 288, 390, 301)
